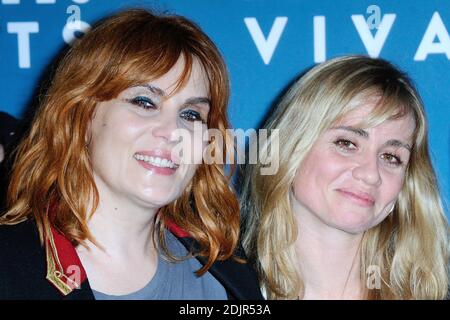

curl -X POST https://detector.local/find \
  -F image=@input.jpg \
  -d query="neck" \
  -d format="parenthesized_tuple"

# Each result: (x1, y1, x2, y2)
(73, 177, 162, 295)
(86, 201, 157, 257)
(294, 203, 364, 299)
(79, 181, 159, 259)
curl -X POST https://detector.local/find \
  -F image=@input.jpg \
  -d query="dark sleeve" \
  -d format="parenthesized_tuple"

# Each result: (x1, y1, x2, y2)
(0, 220, 93, 300)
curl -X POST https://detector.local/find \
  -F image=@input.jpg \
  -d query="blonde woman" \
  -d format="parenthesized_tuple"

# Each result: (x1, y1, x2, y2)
(241, 55, 449, 299)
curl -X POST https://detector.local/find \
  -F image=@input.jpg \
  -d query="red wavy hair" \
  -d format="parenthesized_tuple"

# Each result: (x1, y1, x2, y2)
(1, 8, 240, 274)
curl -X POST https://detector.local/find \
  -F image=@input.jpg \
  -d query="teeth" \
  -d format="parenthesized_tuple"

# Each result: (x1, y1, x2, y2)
(134, 154, 177, 169)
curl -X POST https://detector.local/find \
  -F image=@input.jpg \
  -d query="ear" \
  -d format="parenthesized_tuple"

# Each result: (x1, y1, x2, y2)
(389, 201, 396, 214)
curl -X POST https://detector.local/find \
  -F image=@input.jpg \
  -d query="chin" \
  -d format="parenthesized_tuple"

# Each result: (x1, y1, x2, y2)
(331, 212, 373, 235)
(134, 191, 179, 209)
(336, 224, 369, 235)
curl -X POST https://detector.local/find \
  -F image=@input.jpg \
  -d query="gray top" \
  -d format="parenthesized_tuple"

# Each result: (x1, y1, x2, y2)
(92, 231, 227, 300)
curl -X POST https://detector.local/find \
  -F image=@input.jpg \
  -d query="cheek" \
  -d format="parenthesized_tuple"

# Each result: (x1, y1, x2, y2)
(88, 113, 146, 176)
(293, 147, 356, 215)
(93, 113, 142, 149)
(295, 148, 349, 191)
(380, 171, 406, 202)
(293, 150, 326, 203)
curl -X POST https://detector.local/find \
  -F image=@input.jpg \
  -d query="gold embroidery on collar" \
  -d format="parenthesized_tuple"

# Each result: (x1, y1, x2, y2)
(45, 226, 79, 296)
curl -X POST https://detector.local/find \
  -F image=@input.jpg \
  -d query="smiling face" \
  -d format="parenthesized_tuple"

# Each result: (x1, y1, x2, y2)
(292, 101, 416, 234)
(87, 57, 210, 210)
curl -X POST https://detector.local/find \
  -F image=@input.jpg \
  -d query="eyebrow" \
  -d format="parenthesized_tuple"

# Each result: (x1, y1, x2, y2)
(134, 84, 166, 97)
(385, 139, 412, 151)
(133, 85, 211, 107)
(185, 97, 211, 106)
(332, 125, 412, 151)
(333, 125, 368, 138)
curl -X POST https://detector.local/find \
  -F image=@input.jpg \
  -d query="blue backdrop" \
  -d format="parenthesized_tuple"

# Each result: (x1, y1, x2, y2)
(1, 0, 449, 216)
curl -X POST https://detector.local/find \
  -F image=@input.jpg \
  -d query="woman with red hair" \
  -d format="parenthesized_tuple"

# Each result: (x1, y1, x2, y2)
(0, 8, 263, 300)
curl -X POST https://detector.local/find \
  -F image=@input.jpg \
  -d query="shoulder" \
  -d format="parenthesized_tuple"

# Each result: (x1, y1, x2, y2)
(0, 219, 95, 300)
(0, 219, 42, 254)
(0, 220, 63, 299)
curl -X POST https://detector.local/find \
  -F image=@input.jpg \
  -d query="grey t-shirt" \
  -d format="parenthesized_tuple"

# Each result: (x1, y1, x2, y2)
(92, 231, 227, 300)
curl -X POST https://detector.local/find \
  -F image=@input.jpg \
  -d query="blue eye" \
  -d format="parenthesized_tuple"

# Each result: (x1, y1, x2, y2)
(128, 96, 156, 110)
(180, 109, 205, 123)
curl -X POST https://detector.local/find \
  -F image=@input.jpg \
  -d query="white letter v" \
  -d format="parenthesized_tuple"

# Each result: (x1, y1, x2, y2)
(244, 17, 288, 65)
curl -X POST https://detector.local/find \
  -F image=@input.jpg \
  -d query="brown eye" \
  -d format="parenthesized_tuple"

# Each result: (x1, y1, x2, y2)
(334, 139, 357, 150)
(381, 153, 403, 166)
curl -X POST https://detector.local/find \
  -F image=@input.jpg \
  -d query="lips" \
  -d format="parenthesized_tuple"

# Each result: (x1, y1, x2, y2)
(336, 188, 375, 207)
(135, 149, 180, 166)
(134, 149, 180, 176)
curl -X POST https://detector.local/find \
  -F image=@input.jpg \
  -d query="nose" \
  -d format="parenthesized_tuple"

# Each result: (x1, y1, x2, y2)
(151, 108, 179, 143)
(352, 156, 381, 187)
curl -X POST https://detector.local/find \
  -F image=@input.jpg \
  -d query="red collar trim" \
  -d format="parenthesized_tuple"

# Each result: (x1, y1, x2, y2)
(44, 202, 88, 295)
(45, 225, 88, 295)
(51, 226, 88, 281)
(165, 219, 191, 238)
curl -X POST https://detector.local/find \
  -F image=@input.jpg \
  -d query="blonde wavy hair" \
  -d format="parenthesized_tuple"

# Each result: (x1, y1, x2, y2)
(241, 55, 449, 299)
(1, 8, 240, 275)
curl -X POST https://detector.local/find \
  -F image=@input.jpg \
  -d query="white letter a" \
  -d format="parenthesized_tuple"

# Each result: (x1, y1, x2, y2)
(415, 12, 450, 61)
